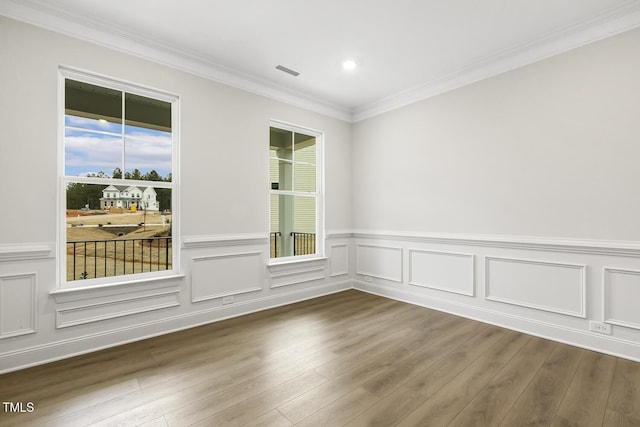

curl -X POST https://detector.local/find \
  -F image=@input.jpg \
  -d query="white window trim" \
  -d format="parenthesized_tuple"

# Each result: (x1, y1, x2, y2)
(57, 66, 180, 289)
(268, 119, 325, 265)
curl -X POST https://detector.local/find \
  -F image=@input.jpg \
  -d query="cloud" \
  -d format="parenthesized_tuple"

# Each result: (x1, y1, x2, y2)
(65, 130, 172, 178)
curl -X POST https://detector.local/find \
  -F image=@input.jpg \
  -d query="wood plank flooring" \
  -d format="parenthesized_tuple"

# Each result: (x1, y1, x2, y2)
(1, 289, 639, 426)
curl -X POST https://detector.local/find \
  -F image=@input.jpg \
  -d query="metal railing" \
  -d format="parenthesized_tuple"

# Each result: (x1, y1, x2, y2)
(291, 232, 316, 256)
(270, 232, 316, 257)
(270, 232, 282, 258)
(67, 237, 172, 281)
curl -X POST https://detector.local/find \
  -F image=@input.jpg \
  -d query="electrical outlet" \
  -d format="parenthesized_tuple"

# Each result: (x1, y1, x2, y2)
(589, 321, 611, 335)
(222, 295, 234, 305)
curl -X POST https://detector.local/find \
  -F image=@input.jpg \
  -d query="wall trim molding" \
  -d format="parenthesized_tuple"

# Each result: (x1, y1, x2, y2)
(0, 273, 37, 339)
(354, 280, 640, 362)
(2, 1, 639, 123)
(55, 289, 180, 328)
(268, 257, 327, 289)
(408, 249, 475, 296)
(326, 231, 354, 240)
(329, 243, 350, 277)
(356, 244, 403, 283)
(182, 234, 268, 248)
(269, 266, 326, 289)
(50, 275, 184, 303)
(0, 280, 352, 374)
(485, 256, 586, 318)
(603, 267, 640, 331)
(190, 252, 263, 302)
(353, 230, 640, 257)
(0, 243, 54, 262)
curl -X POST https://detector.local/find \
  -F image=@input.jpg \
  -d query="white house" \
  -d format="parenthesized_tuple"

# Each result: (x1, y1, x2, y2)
(99, 185, 159, 211)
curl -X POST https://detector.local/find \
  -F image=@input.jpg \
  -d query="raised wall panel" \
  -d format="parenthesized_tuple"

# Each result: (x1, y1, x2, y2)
(56, 289, 180, 328)
(0, 273, 36, 339)
(409, 249, 474, 296)
(604, 268, 640, 330)
(330, 244, 349, 277)
(269, 258, 326, 288)
(191, 252, 262, 302)
(356, 244, 402, 283)
(486, 257, 585, 318)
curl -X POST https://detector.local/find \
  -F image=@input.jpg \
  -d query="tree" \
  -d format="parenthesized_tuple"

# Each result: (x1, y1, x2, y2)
(124, 168, 142, 180)
(112, 167, 122, 179)
(156, 188, 171, 211)
(66, 183, 103, 209)
(144, 170, 162, 181)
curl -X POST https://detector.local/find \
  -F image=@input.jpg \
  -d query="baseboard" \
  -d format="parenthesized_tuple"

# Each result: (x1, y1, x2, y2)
(0, 280, 352, 374)
(354, 280, 640, 362)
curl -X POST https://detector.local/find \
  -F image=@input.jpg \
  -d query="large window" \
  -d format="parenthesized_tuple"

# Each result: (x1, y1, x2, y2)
(269, 122, 323, 259)
(60, 69, 178, 285)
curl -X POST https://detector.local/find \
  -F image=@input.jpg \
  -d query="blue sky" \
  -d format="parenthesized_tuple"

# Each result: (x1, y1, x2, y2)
(65, 115, 172, 178)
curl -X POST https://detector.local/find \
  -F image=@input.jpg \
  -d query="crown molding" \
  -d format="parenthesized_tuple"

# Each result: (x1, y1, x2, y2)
(352, 1, 640, 122)
(2, 0, 640, 124)
(0, 0, 352, 122)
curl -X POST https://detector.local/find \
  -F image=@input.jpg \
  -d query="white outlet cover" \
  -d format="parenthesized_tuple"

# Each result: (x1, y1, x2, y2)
(589, 321, 612, 335)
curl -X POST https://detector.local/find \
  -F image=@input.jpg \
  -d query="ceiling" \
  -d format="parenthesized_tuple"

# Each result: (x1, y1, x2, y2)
(3, 0, 640, 121)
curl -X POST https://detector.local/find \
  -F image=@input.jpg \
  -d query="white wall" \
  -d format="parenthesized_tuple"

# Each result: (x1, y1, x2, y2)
(0, 16, 353, 372)
(353, 28, 640, 241)
(351, 28, 640, 360)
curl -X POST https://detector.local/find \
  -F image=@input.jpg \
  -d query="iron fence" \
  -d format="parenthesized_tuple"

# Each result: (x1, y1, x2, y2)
(67, 237, 172, 281)
(291, 232, 316, 256)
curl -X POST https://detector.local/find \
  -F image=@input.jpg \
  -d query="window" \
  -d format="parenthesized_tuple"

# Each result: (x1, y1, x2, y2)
(60, 68, 178, 285)
(269, 122, 323, 259)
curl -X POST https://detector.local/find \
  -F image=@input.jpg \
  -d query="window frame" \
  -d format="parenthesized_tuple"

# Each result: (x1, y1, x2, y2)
(57, 67, 180, 288)
(268, 119, 324, 263)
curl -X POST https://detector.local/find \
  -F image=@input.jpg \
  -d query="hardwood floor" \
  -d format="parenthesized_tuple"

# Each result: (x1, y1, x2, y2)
(1, 289, 639, 426)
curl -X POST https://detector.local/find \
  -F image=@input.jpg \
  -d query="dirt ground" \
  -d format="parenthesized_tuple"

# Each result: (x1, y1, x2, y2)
(66, 211, 171, 226)
(67, 211, 171, 240)
(65, 211, 173, 281)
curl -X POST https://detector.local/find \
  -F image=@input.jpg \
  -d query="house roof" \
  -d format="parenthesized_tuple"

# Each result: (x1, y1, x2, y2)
(103, 185, 156, 193)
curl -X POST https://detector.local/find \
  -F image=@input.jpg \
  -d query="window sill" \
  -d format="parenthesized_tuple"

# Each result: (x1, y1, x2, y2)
(267, 256, 327, 270)
(50, 274, 185, 303)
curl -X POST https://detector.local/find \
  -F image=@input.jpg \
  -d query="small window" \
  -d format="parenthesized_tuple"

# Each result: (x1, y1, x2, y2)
(61, 69, 178, 285)
(269, 122, 323, 259)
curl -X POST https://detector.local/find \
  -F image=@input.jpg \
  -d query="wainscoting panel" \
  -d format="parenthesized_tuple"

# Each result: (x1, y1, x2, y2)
(56, 289, 180, 328)
(330, 244, 349, 277)
(486, 256, 586, 317)
(604, 268, 640, 330)
(0, 273, 36, 339)
(356, 244, 403, 282)
(191, 252, 263, 302)
(409, 249, 474, 296)
(269, 258, 327, 288)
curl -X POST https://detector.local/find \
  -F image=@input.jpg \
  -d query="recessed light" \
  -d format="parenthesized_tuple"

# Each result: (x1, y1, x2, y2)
(342, 60, 357, 71)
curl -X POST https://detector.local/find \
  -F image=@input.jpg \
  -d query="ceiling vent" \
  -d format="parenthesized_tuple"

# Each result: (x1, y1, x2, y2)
(275, 65, 300, 77)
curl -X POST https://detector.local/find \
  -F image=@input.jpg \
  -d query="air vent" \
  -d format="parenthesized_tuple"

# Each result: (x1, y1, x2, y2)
(275, 65, 300, 77)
